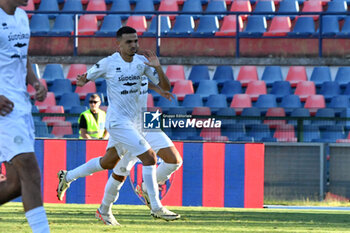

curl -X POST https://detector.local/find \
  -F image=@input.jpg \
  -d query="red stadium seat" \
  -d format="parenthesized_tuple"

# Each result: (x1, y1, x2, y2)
(126, 16, 147, 35)
(230, 94, 252, 115)
(34, 0, 41, 4)
(172, 80, 194, 101)
(166, 65, 186, 85)
(86, 0, 106, 20)
(76, 15, 98, 35)
(237, 66, 258, 87)
(230, 0, 252, 20)
(300, 1, 323, 20)
(42, 105, 65, 126)
(245, 80, 267, 101)
(35, 92, 56, 112)
(336, 132, 350, 143)
(67, 64, 87, 84)
(304, 95, 326, 116)
(27, 79, 47, 99)
(200, 128, 228, 141)
(263, 16, 291, 36)
(294, 81, 316, 102)
(215, 15, 243, 36)
(158, 0, 179, 20)
(192, 107, 211, 116)
(74, 81, 97, 99)
(81, 0, 89, 4)
(51, 121, 73, 137)
(264, 107, 286, 128)
(147, 93, 154, 107)
(274, 124, 297, 142)
(286, 66, 308, 87)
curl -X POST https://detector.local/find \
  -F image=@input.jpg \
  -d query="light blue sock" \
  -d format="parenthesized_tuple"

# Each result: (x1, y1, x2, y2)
(142, 165, 162, 210)
(25, 206, 50, 233)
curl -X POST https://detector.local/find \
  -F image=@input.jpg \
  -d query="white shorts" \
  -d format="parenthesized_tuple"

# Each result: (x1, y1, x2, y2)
(0, 113, 35, 162)
(112, 130, 174, 176)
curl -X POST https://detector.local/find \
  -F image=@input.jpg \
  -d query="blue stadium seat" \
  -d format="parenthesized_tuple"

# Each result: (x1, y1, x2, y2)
(319, 81, 341, 101)
(246, 124, 275, 142)
(270, 81, 292, 101)
(195, 80, 218, 100)
(30, 14, 50, 35)
(32, 105, 41, 122)
(216, 107, 236, 126)
(66, 105, 88, 125)
(280, 95, 302, 114)
(253, 0, 275, 19)
(302, 125, 321, 142)
(328, 95, 349, 116)
(289, 108, 311, 125)
(61, 0, 83, 13)
(35, 121, 54, 138)
(59, 92, 81, 113)
(110, 0, 131, 20)
(192, 16, 219, 37)
(95, 15, 122, 36)
(96, 80, 107, 97)
(312, 108, 336, 126)
(254, 94, 277, 114)
(343, 82, 350, 96)
(50, 14, 74, 36)
(261, 66, 283, 87)
(42, 64, 64, 85)
(206, 0, 227, 20)
(182, 94, 203, 109)
(156, 95, 179, 112)
(220, 80, 242, 101)
(37, 0, 59, 18)
(182, 0, 203, 20)
(240, 15, 267, 37)
(240, 107, 261, 126)
(278, 0, 299, 19)
(337, 16, 350, 38)
(134, 0, 155, 20)
(288, 17, 316, 37)
(205, 94, 227, 111)
(319, 16, 340, 37)
(310, 67, 332, 87)
(188, 65, 210, 87)
(143, 16, 171, 37)
(316, 125, 345, 142)
(49, 79, 73, 100)
(335, 67, 350, 88)
(326, 0, 347, 15)
(167, 15, 195, 37)
(339, 108, 350, 129)
(213, 66, 234, 86)
(221, 123, 250, 141)
(167, 107, 188, 115)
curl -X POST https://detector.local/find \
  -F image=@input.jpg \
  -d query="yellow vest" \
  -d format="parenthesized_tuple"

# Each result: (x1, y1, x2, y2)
(78, 109, 106, 139)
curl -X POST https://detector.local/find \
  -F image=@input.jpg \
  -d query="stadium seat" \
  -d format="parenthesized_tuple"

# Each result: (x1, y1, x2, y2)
(166, 65, 185, 85)
(263, 16, 291, 37)
(215, 15, 243, 36)
(230, 0, 252, 20)
(97, 80, 107, 97)
(192, 106, 211, 116)
(343, 82, 350, 96)
(126, 16, 147, 35)
(261, 66, 283, 87)
(37, 0, 59, 18)
(66, 105, 88, 125)
(237, 66, 258, 87)
(264, 107, 286, 128)
(143, 16, 171, 37)
(245, 80, 267, 101)
(289, 108, 311, 126)
(213, 66, 234, 86)
(67, 64, 87, 84)
(287, 17, 316, 37)
(109, 0, 131, 20)
(147, 93, 154, 107)
(50, 14, 74, 36)
(317, 125, 345, 142)
(95, 15, 122, 36)
(49, 79, 73, 100)
(76, 15, 98, 35)
(270, 81, 292, 101)
(86, 0, 106, 20)
(253, 0, 275, 19)
(304, 95, 326, 116)
(188, 65, 210, 86)
(206, 0, 227, 20)
(27, 79, 47, 99)
(35, 121, 53, 138)
(335, 67, 350, 88)
(240, 16, 267, 37)
(319, 81, 341, 101)
(182, 0, 202, 20)
(247, 124, 275, 142)
(319, 16, 340, 37)
(195, 80, 218, 100)
(286, 66, 308, 87)
(172, 80, 194, 101)
(192, 16, 219, 37)
(302, 125, 321, 142)
(310, 66, 332, 87)
(62, 0, 83, 13)
(167, 15, 195, 37)
(312, 108, 335, 127)
(240, 107, 261, 126)
(336, 16, 350, 38)
(221, 123, 251, 141)
(156, 95, 179, 111)
(273, 124, 297, 142)
(300, 0, 323, 20)
(254, 94, 277, 113)
(200, 129, 228, 142)
(338, 108, 350, 129)
(230, 94, 252, 115)
(280, 95, 302, 114)
(205, 94, 228, 110)
(216, 107, 236, 126)
(167, 107, 188, 115)
(182, 94, 203, 108)
(51, 121, 73, 138)
(42, 105, 65, 126)
(158, 0, 179, 20)
(42, 64, 64, 85)
(326, 0, 347, 14)
(58, 93, 81, 113)
(30, 14, 50, 35)
(328, 95, 350, 110)
(35, 92, 56, 112)
(134, 0, 155, 20)
(220, 80, 242, 101)
(294, 81, 316, 102)
(278, 0, 299, 19)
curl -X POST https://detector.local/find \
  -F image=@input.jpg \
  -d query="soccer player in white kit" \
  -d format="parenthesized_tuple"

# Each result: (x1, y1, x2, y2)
(0, 0, 50, 232)
(57, 26, 182, 225)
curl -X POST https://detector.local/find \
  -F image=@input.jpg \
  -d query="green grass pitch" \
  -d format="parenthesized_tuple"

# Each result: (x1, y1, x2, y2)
(1, 202, 350, 232)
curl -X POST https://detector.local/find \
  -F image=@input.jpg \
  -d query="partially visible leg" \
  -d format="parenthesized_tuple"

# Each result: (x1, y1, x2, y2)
(156, 146, 182, 184)
(0, 162, 21, 204)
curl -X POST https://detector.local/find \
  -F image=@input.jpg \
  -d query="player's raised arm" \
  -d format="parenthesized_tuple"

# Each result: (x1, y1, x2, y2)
(26, 61, 47, 102)
(144, 50, 171, 91)
(76, 73, 89, 87)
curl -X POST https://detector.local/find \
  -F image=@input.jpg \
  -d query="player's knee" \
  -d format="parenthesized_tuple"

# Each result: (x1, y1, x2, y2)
(112, 173, 127, 182)
(141, 150, 157, 166)
(100, 159, 116, 170)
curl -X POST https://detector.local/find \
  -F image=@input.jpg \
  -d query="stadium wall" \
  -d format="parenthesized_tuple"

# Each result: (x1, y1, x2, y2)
(33, 139, 264, 208)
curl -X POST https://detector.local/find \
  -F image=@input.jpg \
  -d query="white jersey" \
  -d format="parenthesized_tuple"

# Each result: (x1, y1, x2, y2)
(0, 8, 31, 115)
(86, 52, 159, 126)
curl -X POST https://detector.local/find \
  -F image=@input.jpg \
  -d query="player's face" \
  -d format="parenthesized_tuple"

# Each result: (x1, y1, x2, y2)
(119, 33, 139, 57)
(89, 97, 101, 113)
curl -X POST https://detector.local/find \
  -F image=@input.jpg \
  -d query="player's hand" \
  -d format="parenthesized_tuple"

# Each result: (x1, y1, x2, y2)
(159, 90, 175, 101)
(76, 73, 88, 87)
(34, 82, 47, 102)
(0, 95, 14, 116)
(143, 50, 160, 68)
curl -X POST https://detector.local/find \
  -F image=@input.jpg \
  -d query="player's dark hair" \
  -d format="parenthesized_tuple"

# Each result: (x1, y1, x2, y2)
(116, 26, 137, 39)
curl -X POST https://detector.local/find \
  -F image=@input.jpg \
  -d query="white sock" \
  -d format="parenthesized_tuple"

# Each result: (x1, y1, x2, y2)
(25, 206, 50, 233)
(156, 162, 182, 184)
(99, 175, 124, 214)
(142, 165, 162, 210)
(66, 157, 103, 183)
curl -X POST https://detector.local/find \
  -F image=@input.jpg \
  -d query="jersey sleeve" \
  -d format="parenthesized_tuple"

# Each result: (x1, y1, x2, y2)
(144, 65, 160, 85)
(86, 57, 109, 81)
